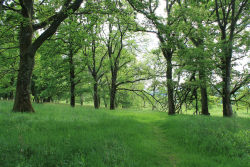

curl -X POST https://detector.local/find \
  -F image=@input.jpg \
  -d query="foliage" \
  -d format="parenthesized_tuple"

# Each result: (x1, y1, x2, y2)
(0, 0, 249, 112)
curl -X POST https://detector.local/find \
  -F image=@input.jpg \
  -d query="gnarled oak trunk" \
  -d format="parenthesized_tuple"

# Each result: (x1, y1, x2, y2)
(13, 53, 35, 112)
(13, 1, 34, 112)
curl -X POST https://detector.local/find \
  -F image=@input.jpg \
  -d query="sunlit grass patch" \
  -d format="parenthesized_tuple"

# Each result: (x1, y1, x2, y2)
(0, 101, 249, 167)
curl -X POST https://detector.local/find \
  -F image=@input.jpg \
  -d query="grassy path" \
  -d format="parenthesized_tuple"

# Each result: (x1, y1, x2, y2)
(124, 112, 179, 167)
(0, 101, 249, 167)
(114, 110, 178, 167)
(151, 122, 178, 167)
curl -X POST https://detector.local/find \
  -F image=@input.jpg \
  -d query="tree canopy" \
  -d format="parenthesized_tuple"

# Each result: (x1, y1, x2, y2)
(0, 0, 249, 117)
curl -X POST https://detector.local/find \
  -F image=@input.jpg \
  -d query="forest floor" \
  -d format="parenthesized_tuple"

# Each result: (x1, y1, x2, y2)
(0, 101, 249, 167)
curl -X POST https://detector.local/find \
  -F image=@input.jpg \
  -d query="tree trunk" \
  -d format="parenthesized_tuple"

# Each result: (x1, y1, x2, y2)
(166, 54, 175, 115)
(13, 1, 34, 112)
(70, 79, 75, 107)
(98, 94, 101, 107)
(194, 88, 198, 115)
(12, 0, 83, 112)
(200, 86, 209, 115)
(110, 80, 116, 110)
(93, 82, 100, 109)
(220, 39, 233, 117)
(69, 50, 75, 107)
(199, 71, 210, 115)
(222, 55, 233, 117)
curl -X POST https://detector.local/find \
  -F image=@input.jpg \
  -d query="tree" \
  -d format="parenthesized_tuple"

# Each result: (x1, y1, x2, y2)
(177, 1, 215, 115)
(56, 16, 88, 107)
(103, 2, 140, 110)
(214, 0, 248, 116)
(83, 16, 107, 109)
(127, 0, 182, 115)
(106, 19, 129, 110)
(1, 0, 84, 112)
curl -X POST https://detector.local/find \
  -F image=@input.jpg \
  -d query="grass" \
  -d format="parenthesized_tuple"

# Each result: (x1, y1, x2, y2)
(0, 101, 249, 167)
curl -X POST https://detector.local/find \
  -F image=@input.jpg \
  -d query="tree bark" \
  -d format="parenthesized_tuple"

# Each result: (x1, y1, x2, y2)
(190, 40, 210, 116)
(166, 53, 175, 115)
(214, 0, 247, 117)
(93, 82, 100, 109)
(194, 88, 198, 115)
(69, 49, 75, 107)
(190, 73, 198, 115)
(220, 30, 233, 117)
(158, 32, 175, 115)
(221, 48, 233, 116)
(13, 1, 34, 112)
(199, 71, 210, 115)
(110, 79, 116, 110)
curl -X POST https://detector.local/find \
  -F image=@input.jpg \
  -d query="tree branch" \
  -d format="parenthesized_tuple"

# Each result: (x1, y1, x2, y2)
(230, 75, 249, 95)
(117, 87, 165, 110)
(116, 77, 151, 87)
(31, 0, 83, 53)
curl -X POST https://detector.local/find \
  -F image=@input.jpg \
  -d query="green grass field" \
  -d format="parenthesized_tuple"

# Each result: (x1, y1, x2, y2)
(0, 101, 249, 167)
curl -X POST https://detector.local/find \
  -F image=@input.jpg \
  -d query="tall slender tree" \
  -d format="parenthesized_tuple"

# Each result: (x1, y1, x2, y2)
(177, 1, 214, 115)
(214, 0, 248, 116)
(127, 0, 181, 114)
(107, 19, 129, 110)
(84, 24, 107, 109)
